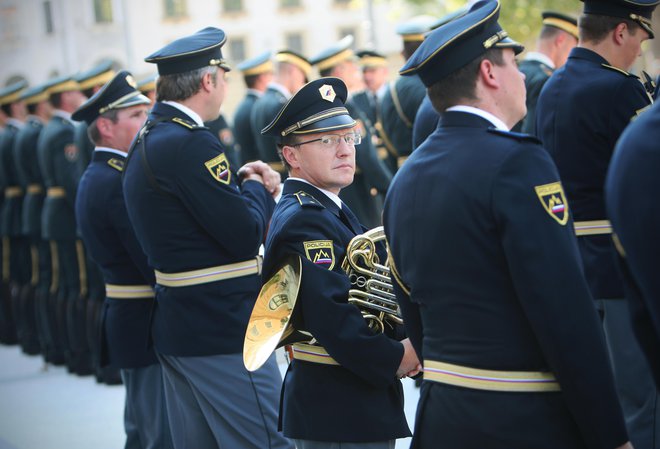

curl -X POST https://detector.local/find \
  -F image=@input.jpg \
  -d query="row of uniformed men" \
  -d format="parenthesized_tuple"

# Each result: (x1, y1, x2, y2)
(0, 62, 157, 385)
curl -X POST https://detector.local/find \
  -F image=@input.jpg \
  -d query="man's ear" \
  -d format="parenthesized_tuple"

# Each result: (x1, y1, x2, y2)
(613, 22, 628, 46)
(479, 58, 499, 89)
(201, 71, 215, 92)
(96, 116, 113, 138)
(281, 145, 299, 169)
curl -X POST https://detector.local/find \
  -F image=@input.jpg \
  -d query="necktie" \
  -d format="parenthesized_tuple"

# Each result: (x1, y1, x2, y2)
(339, 203, 363, 234)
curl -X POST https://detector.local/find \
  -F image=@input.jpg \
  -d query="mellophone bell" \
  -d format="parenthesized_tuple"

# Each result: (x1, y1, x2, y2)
(243, 226, 403, 371)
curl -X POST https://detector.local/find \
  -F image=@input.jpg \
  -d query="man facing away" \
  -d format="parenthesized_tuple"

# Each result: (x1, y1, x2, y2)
(74, 70, 173, 449)
(384, 1, 632, 448)
(122, 27, 292, 449)
(536, 1, 660, 446)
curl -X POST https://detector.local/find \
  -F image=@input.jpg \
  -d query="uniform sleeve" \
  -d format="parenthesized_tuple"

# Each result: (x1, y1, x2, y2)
(173, 131, 274, 259)
(108, 180, 155, 284)
(275, 211, 404, 388)
(492, 143, 629, 449)
(607, 124, 660, 388)
(51, 128, 80, 209)
(608, 78, 651, 152)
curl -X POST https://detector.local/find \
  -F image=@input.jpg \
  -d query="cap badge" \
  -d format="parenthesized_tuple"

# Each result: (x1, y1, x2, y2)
(125, 74, 137, 88)
(319, 84, 336, 102)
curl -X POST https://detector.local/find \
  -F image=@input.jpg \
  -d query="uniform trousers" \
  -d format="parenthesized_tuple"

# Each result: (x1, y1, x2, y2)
(158, 352, 293, 449)
(294, 440, 396, 449)
(598, 299, 660, 449)
(121, 364, 173, 449)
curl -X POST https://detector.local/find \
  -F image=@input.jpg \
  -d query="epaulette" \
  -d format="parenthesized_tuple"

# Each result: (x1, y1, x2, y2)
(487, 128, 542, 144)
(170, 117, 207, 130)
(107, 158, 124, 172)
(294, 191, 324, 208)
(601, 64, 638, 78)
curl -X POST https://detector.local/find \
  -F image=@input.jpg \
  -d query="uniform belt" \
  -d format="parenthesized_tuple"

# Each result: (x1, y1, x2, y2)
(574, 220, 612, 236)
(154, 256, 262, 287)
(27, 184, 44, 195)
(105, 284, 155, 299)
(4, 186, 23, 198)
(291, 343, 339, 366)
(47, 187, 66, 198)
(423, 359, 560, 392)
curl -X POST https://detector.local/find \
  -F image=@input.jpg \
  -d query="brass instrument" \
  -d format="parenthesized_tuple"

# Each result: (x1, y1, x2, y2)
(243, 226, 403, 371)
(341, 226, 403, 333)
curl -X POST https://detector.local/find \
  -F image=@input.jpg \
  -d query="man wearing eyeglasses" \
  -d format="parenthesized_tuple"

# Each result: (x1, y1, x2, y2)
(259, 76, 420, 449)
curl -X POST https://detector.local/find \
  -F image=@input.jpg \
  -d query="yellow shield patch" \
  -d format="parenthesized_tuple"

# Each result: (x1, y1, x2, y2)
(204, 153, 231, 185)
(303, 240, 335, 270)
(535, 182, 569, 225)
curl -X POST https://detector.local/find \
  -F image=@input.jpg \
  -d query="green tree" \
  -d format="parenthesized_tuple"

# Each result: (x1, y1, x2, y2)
(395, 0, 581, 46)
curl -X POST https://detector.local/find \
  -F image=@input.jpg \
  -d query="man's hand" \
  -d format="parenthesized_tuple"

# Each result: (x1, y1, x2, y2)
(615, 443, 633, 449)
(238, 161, 282, 197)
(396, 338, 422, 379)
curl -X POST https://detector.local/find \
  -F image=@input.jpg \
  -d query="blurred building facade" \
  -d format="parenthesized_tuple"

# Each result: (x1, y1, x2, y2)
(0, 0, 419, 113)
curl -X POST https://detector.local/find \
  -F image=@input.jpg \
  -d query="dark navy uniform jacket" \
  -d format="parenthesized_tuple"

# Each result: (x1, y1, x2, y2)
(384, 111, 628, 449)
(536, 47, 652, 300)
(262, 179, 409, 443)
(37, 113, 80, 241)
(233, 90, 261, 165)
(351, 90, 378, 126)
(204, 113, 239, 168)
(0, 120, 23, 238)
(250, 85, 288, 170)
(513, 57, 553, 135)
(74, 122, 94, 181)
(338, 99, 392, 228)
(76, 149, 158, 369)
(412, 96, 438, 150)
(122, 102, 275, 356)
(13, 117, 46, 238)
(606, 101, 660, 389)
(379, 75, 426, 171)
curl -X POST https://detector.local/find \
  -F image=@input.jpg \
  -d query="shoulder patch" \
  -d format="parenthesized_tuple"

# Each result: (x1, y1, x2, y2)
(535, 182, 569, 226)
(171, 117, 205, 130)
(303, 240, 335, 270)
(601, 64, 637, 78)
(107, 158, 124, 172)
(204, 153, 231, 185)
(487, 128, 542, 144)
(294, 191, 324, 208)
(64, 143, 79, 162)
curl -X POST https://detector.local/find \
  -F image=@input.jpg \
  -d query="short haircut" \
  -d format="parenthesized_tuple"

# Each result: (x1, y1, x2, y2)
(277, 134, 301, 172)
(0, 104, 10, 116)
(243, 73, 260, 89)
(579, 14, 639, 43)
(539, 25, 565, 41)
(156, 65, 218, 102)
(427, 48, 505, 113)
(403, 41, 423, 61)
(50, 92, 63, 109)
(87, 109, 120, 145)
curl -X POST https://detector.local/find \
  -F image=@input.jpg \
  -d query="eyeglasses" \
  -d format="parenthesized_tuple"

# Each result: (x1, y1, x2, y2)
(294, 132, 362, 148)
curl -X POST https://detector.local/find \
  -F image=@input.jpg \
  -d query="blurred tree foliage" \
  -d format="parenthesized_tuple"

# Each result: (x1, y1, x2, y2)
(394, 0, 581, 46)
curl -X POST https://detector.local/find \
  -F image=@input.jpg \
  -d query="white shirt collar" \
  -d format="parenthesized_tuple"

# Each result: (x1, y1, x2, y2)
(524, 52, 555, 69)
(6, 118, 24, 129)
(162, 101, 204, 126)
(288, 177, 342, 209)
(53, 109, 72, 122)
(268, 82, 292, 99)
(94, 146, 126, 157)
(446, 105, 510, 131)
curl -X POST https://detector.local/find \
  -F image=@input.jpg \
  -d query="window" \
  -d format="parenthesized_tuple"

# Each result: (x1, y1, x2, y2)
(223, 0, 242, 13)
(163, 0, 187, 18)
(285, 32, 304, 54)
(228, 38, 246, 63)
(43, 1, 54, 34)
(280, 0, 301, 7)
(94, 0, 113, 23)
